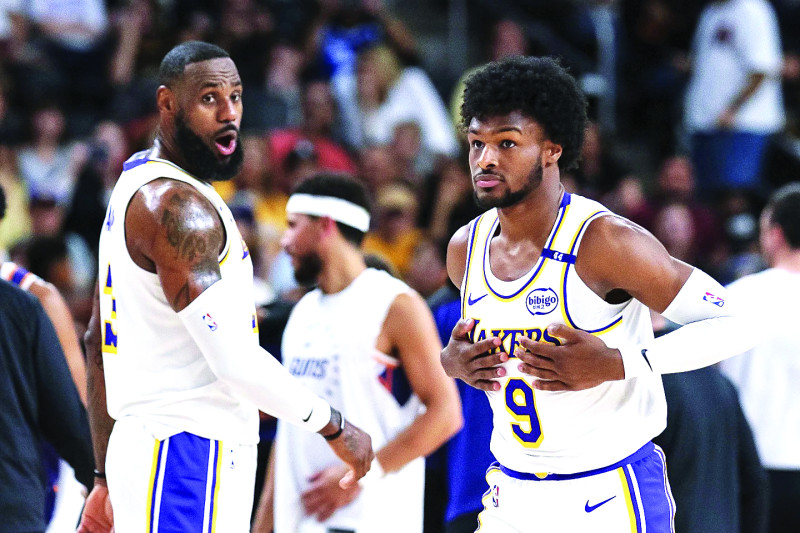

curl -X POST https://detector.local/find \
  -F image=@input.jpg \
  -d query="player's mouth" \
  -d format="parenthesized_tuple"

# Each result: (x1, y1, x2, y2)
(474, 173, 503, 188)
(213, 129, 238, 157)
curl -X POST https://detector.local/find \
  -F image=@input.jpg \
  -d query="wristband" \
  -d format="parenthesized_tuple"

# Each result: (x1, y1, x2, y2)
(323, 410, 345, 441)
(93, 469, 106, 479)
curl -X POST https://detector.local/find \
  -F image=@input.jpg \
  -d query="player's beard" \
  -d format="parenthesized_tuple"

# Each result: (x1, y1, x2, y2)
(292, 250, 323, 286)
(174, 112, 244, 182)
(474, 159, 543, 210)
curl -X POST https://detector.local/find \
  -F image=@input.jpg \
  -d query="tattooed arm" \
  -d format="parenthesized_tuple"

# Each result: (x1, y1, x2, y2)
(125, 178, 225, 311)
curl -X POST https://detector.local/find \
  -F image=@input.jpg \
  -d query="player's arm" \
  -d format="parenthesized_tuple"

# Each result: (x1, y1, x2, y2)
(128, 179, 372, 483)
(78, 286, 115, 533)
(516, 216, 757, 390)
(251, 445, 276, 533)
(300, 291, 462, 522)
(376, 291, 463, 473)
(441, 223, 506, 391)
(27, 279, 87, 405)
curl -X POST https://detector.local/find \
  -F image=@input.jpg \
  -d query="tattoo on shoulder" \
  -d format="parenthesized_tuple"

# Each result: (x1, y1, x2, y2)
(160, 192, 221, 263)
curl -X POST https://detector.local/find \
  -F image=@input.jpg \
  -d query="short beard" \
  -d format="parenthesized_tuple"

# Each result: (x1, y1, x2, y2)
(174, 113, 244, 182)
(293, 251, 323, 286)
(474, 160, 543, 210)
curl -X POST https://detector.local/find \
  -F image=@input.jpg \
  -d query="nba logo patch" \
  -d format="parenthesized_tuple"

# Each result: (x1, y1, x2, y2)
(703, 292, 725, 307)
(203, 313, 218, 331)
(491, 485, 500, 508)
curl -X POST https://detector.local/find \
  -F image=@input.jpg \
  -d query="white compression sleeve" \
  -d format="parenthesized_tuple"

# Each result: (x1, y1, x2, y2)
(619, 268, 757, 377)
(178, 279, 331, 432)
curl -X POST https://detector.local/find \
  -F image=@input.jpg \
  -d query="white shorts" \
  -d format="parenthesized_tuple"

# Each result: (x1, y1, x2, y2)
(106, 417, 257, 533)
(476, 442, 675, 533)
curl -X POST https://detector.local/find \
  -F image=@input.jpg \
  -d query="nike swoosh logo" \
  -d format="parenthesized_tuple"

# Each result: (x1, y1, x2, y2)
(467, 293, 487, 306)
(302, 409, 313, 423)
(641, 349, 653, 371)
(585, 495, 616, 513)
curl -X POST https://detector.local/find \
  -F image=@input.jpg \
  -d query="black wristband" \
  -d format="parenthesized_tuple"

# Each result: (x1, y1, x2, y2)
(93, 469, 107, 479)
(323, 410, 345, 441)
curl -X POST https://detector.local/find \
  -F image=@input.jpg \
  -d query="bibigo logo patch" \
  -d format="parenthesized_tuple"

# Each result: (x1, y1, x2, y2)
(525, 288, 559, 316)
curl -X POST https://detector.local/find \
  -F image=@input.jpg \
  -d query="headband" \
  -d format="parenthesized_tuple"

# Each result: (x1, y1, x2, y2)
(286, 193, 371, 233)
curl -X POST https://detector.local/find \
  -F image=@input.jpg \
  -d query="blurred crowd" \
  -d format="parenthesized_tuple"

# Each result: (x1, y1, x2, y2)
(1, 0, 799, 326)
(1, 0, 800, 531)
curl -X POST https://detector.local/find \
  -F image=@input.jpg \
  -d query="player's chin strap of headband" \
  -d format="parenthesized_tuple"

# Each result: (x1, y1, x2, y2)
(618, 267, 757, 378)
(286, 193, 370, 233)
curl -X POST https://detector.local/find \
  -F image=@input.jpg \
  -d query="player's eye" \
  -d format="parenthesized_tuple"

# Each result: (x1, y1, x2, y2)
(500, 140, 516, 148)
(231, 92, 241, 103)
(471, 140, 484, 149)
(202, 94, 215, 104)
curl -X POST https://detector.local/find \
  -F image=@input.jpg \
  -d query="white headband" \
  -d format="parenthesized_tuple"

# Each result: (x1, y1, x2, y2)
(286, 193, 371, 233)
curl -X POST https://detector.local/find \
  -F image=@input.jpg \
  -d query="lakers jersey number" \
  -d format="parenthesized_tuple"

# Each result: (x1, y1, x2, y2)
(461, 193, 666, 474)
(97, 151, 259, 444)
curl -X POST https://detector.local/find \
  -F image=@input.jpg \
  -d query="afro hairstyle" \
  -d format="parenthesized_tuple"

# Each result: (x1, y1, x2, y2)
(460, 56, 588, 172)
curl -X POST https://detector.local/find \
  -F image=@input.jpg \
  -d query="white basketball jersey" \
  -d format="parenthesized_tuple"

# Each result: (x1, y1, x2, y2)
(97, 151, 259, 444)
(274, 268, 425, 533)
(462, 192, 666, 474)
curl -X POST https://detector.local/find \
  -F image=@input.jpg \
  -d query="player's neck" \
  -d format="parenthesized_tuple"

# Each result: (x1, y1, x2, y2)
(496, 181, 564, 246)
(151, 136, 197, 181)
(317, 245, 367, 295)
(772, 249, 800, 273)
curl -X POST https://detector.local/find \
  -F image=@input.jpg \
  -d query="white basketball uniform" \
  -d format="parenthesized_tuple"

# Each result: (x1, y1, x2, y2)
(98, 151, 259, 532)
(462, 193, 674, 532)
(274, 268, 425, 533)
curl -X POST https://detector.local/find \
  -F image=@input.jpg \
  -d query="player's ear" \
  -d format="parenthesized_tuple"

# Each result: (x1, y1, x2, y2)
(542, 141, 562, 167)
(319, 216, 338, 236)
(156, 85, 177, 116)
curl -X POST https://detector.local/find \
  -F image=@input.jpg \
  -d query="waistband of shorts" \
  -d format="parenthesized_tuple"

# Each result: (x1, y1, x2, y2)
(495, 441, 654, 481)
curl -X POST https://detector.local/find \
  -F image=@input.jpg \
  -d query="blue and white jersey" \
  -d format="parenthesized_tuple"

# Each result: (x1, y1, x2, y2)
(274, 268, 425, 533)
(97, 151, 259, 444)
(461, 192, 666, 475)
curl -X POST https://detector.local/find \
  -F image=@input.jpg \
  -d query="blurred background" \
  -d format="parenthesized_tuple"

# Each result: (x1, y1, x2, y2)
(0, 1, 798, 531)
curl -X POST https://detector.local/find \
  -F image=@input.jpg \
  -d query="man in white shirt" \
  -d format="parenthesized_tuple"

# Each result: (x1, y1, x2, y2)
(720, 182, 800, 532)
(684, 0, 785, 195)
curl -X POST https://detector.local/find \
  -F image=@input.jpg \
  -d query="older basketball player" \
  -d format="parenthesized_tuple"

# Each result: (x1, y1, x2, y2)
(78, 42, 373, 533)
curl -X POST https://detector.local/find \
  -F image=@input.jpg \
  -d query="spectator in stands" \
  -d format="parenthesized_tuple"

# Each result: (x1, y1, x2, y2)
(350, 44, 458, 170)
(684, 0, 785, 196)
(363, 180, 423, 278)
(268, 79, 357, 186)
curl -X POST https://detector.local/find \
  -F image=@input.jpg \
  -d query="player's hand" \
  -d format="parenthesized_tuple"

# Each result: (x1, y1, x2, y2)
(77, 481, 114, 533)
(325, 420, 373, 489)
(515, 324, 624, 391)
(441, 318, 507, 391)
(301, 464, 362, 521)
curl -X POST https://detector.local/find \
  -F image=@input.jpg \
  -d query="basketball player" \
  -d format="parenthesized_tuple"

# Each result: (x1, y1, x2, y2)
(77, 42, 373, 533)
(441, 56, 756, 532)
(253, 174, 462, 533)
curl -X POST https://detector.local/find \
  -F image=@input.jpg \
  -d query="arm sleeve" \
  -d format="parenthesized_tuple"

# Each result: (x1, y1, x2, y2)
(32, 300, 94, 489)
(178, 279, 332, 432)
(620, 268, 758, 377)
